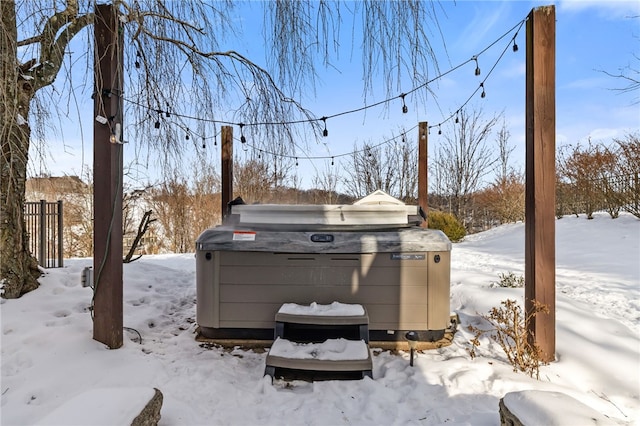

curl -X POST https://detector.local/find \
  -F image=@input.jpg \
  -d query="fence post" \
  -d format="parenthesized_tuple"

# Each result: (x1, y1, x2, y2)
(38, 199, 46, 267)
(57, 200, 64, 267)
(635, 173, 639, 213)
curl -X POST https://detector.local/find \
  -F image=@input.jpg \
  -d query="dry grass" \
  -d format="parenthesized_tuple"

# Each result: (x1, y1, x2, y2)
(468, 299, 549, 379)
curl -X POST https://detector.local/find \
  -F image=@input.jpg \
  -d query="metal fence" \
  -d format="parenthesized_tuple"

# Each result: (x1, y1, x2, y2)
(25, 200, 63, 268)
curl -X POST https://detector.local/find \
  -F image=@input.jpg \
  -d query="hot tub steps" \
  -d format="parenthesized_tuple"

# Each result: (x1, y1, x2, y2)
(265, 303, 373, 380)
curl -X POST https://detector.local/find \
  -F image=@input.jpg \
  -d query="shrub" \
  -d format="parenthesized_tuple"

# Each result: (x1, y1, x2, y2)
(491, 271, 525, 288)
(467, 299, 549, 379)
(428, 211, 466, 242)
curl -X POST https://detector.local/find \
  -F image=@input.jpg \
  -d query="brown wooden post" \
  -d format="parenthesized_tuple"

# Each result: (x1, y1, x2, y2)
(525, 5, 556, 362)
(57, 200, 63, 267)
(93, 3, 124, 349)
(418, 122, 429, 227)
(221, 126, 233, 220)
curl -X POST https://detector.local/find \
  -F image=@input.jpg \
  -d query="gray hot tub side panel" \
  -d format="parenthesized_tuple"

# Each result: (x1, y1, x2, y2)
(195, 227, 452, 254)
(196, 251, 451, 332)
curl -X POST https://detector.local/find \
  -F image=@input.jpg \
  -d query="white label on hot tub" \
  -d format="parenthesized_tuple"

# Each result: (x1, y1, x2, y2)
(233, 231, 256, 241)
(391, 253, 425, 260)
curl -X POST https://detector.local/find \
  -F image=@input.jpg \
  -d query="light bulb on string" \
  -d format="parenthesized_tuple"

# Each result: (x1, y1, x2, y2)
(165, 103, 170, 118)
(438, 125, 442, 135)
(455, 111, 460, 124)
(202, 137, 206, 149)
(135, 51, 141, 69)
(295, 157, 299, 166)
(480, 83, 486, 98)
(512, 40, 519, 52)
(185, 129, 190, 140)
(473, 56, 481, 76)
(154, 110, 161, 129)
(400, 94, 408, 114)
(258, 150, 262, 159)
(239, 123, 246, 143)
(322, 117, 328, 137)
(331, 157, 334, 166)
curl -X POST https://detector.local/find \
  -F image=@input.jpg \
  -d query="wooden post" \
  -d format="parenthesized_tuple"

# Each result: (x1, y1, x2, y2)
(38, 199, 45, 267)
(525, 5, 556, 362)
(418, 122, 429, 227)
(57, 200, 63, 267)
(93, 3, 124, 349)
(221, 126, 233, 220)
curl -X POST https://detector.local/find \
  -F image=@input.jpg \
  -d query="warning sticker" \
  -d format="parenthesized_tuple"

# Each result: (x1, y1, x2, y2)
(233, 231, 256, 241)
(391, 253, 425, 260)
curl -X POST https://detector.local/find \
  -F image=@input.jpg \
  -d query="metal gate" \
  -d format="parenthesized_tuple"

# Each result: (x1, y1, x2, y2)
(24, 200, 63, 268)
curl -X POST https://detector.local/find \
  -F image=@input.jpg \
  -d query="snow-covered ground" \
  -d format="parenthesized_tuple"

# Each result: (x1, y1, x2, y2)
(1, 213, 639, 425)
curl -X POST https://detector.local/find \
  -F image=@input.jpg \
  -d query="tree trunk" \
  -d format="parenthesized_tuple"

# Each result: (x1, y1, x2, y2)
(1, 0, 41, 298)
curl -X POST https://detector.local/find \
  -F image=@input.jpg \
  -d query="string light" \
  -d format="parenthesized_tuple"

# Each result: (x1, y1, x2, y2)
(134, 51, 141, 69)
(165, 103, 170, 118)
(124, 16, 525, 137)
(239, 123, 246, 143)
(185, 129, 190, 140)
(123, 16, 526, 165)
(202, 137, 206, 149)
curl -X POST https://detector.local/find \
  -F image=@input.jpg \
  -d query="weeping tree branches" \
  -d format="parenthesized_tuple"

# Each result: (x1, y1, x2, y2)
(3, 0, 444, 297)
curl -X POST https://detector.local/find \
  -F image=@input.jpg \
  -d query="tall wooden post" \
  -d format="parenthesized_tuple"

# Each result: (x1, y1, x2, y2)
(221, 126, 233, 220)
(418, 122, 429, 227)
(525, 5, 555, 362)
(93, 3, 124, 349)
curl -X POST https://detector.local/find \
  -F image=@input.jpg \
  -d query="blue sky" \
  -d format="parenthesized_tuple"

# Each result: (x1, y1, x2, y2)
(33, 0, 639, 189)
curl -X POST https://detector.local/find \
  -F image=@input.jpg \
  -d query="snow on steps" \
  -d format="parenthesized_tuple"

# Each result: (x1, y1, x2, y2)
(33, 387, 163, 426)
(266, 302, 373, 380)
(266, 338, 373, 375)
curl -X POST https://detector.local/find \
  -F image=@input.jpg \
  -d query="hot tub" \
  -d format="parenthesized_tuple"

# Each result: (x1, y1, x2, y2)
(196, 191, 452, 342)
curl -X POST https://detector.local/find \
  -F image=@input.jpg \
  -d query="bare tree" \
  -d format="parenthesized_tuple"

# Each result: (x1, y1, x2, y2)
(234, 158, 278, 204)
(342, 135, 417, 201)
(473, 119, 524, 226)
(430, 107, 500, 228)
(557, 141, 618, 219)
(475, 172, 525, 225)
(2, 0, 443, 297)
(495, 119, 516, 181)
(612, 133, 640, 217)
(601, 25, 639, 105)
(191, 159, 221, 231)
(312, 160, 341, 204)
